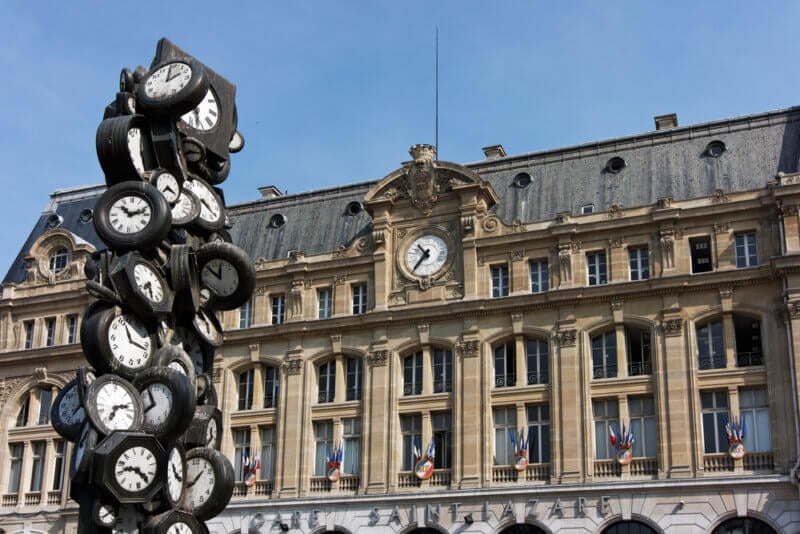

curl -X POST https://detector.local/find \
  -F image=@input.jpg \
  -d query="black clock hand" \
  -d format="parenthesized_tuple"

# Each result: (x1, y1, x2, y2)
(108, 403, 130, 421)
(412, 253, 426, 272)
(200, 197, 215, 212)
(171, 463, 183, 482)
(187, 471, 203, 487)
(142, 281, 154, 299)
(417, 244, 431, 258)
(124, 325, 146, 350)
(144, 389, 156, 412)
(208, 265, 223, 279)
(125, 465, 149, 482)
(163, 185, 176, 196)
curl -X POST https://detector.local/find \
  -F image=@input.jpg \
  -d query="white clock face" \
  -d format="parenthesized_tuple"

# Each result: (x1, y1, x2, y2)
(114, 446, 157, 492)
(142, 382, 173, 427)
(171, 191, 197, 222)
(194, 310, 222, 345)
(183, 180, 221, 223)
(167, 523, 192, 534)
(201, 259, 239, 297)
(97, 504, 116, 526)
(95, 382, 137, 431)
(155, 172, 180, 203)
(109, 195, 152, 234)
(134, 263, 165, 303)
(180, 89, 219, 131)
(167, 447, 184, 503)
(108, 314, 152, 369)
(127, 128, 146, 177)
(406, 235, 449, 276)
(205, 418, 218, 447)
(58, 385, 84, 425)
(144, 62, 193, 99)
(184, 457, 216, 509)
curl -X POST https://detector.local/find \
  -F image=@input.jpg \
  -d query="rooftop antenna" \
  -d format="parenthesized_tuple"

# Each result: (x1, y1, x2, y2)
(435, 26, 439, 160)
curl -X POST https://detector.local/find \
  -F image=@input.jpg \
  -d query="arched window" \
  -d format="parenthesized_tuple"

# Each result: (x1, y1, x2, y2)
(494, 341, 516, 388)
(433, 348, 452, 393)
(237, 368, 255, 410)
(697, 319, 724, 369)
(48, 248, 69, 274)
(317, 356, 362, 404)
(712, 517, 777, 534)
(602, 520, 657, 533)
(264, 365, 280, 408)
(237, 365, 280, 410)
(15, 386, 53, 427)
(497, 525, 548, 534)
(592, 331, 617, 379)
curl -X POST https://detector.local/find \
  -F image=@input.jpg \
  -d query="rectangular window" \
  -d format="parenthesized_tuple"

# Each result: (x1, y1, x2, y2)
(238, 369, 254, 410)
(628, 247, 649, 281)
(342, 418, 361, 474)
(626, 327, 652, 376)
(314, 421, 334, 476)
(38, 387, 52, 425)
(263, 366, 279, 408)
(318, 288, 332, 319)
(318, 361, 335, 403)
(526, 339, 549, 385)
(690, 236, 713, 273)
(239, 299, 253, 329)
(259, 427, 276, 481)
(701, 391, 729, 453)
(7, 443, 23, 493)
(592, 331, 618, 379)
(735, 232, 758, 268)
(432, 412, 452, 469)
(740, 389, 771, 452)
(233, 428, 251, 481)
(45, 318, 56, 347)
(23, 320, 34, 349)
(529, 260, 549, 293)
(581, 204, 595, 214)
(52, 440, 66, 490)
(697, 321, 725, 369)
(271, 294, 285, 325)
(433, 349, 452, 393)
(735, 315, 763, 366)
(491, 264, 509, 297)
(587, 252, 607, 286)
(493, 407, 517, 465)
(66, 315, 78, 344)
(401, 414, 422, 471)
(629, 397, 657, 458)
(29, 440, 45, 491)
(15, 395, 29, 427)
(403, 352, 423, 396)
(346, 358, 362, 401)
(494, 342, 516, 388)
(593, 399, 619, 460)
(352, 284, 367, 315)
(527, 404, 551, 464)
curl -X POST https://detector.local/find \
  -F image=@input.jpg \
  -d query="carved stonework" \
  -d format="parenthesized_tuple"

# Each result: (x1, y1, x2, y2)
(780, 204, 799, 218)
(400, 144, 442, 215)
(608, 236, 624, 248)
(461, 216, 474, 233)
(510, 250, 524, 262)
(445, 284, 464, 300)
(788, 301, 800, 320)
(334, 274, 347, 286)
(282, 358, 303, 375)
(389, 290, 407, 306)
(511, 220, 524, 233)
(482, 216, 500, 233)
(558, 244, 572, 285)
(254, 286, 267, 296)
(366, 350, 388, 367)
(660, 229, 675, 271)
(32, 367, 47, 382)
(608, 204, 624, 218)
(611, 301, 623, 312)
(556, 329, 577, 347)
(556, 212, 571, 224)
(662, 318, 683, 337)
(397, 229, 407, 239)
(418, 277, 433, 291)
(656, 196, 673, 209)
(0, 377, 25, 406)
(713, 223, 730, 234)
(719, 288, 733, 300)
(356, 238, 370, 254)
(290, 281, 303, 319)
(333, 245, 347, 258)
(477, 256, 486, 266)
(372, 228, 385, 248)
(456, 339, 480, 358)
(288, 250, 306, 261)
(712, 189, 729, 203)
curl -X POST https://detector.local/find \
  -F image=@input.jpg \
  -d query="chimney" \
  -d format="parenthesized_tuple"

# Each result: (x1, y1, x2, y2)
(258, 186, 282, 199)
(654, 113, 678, 130)
(482, 144, 507, 160)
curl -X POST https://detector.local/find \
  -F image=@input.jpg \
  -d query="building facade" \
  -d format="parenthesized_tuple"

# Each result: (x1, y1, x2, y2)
(2, 108, 800, 533)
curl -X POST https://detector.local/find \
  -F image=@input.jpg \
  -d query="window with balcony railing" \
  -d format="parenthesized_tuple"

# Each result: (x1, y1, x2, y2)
(526, 339, 549, 385)
(626, 326, 651, 376)
(592, 331, 617, 379)
(318, 361, 335, 403)
(734, 315, 762, 367)
(494, 342, 516, 387)
(697, 320, 725, 369)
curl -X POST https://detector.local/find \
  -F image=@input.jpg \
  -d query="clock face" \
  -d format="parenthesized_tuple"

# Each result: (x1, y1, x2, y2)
(144, 62, 193, 99)
(181, 89, 219, 131)
(193, 309, 223, 347)
(142, 382, 173, 428)
(109, 195, 152, 234)
(97, 503, 116, 526)
(406, 235, 449, 276)
(183, 180, 221, 224)
(155, 172, 180, 203)
(114, 446, 157, 492)
(167, 447, 184, 503)
(108, 314, 152, 370)
(127, 127, 146, 177)
(94, 381, 138, 431)
(171, 191, 198, 224)
(200, 259, 238, 297)
(167, 523, 193, 534)
(184, 457, 215, 508)
(133, 263, 165, 303)
(57, 384, 84, 426)
(205, 418, 218, 448)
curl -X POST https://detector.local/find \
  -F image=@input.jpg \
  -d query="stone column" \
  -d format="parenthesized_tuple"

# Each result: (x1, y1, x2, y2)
(364, 348, 389, 493)
(334, 354, 345, 404)
(510, 251, 527, 294)
(277, 355, 304, 497)
(553, 326, 582, 483)
(421, 346, 433, 395)
(612, 302, 627, 378)
(455, 336, 482, 488)
(780, 204, 800, 253)
(720, 289, 736, 368)
(660, 313, 693, 477)
(332, 275, 349, 317)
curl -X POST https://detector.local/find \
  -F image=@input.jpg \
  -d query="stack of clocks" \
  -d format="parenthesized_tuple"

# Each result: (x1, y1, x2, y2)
(50, 38, 254, 533)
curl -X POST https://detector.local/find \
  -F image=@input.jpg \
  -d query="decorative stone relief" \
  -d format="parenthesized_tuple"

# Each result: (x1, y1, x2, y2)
(556, 329, 577, 347)
(611, 301, 623, 312)
(366, 350, 388, 367)
(456, 339, 480, 358)
(333, 245, 347, 258)
(445, 284, 464, 300)
(556, 212, 571, 224)
(558, 244, 572, 286)
(608, 204, 624, 218)
(510, 250, 524, 262)
(482, 216, 500, 233)
(788, 301, 800, 320)
(402, 144, 442, 215)
(288, 250, 306, 261)
(389, 290, 408, 306)
(290, 281, 304, 319)
(397, 229, 407, 240)
(660, 230, 675, 271)
(608, 236, 624, 248)
(254, 286, 268, 296)
(719, 288, 733, 300)
(282, 358, 303, 375)
(417, 324, 430, 345)
(372, 228, 385, 248)
(334, 274, 347, 286)
(780, 203, 799, 218)
(461, 216, 474, 233)
(712, 189, 729, 203)
(662, 318, 683, 337)
(656, 196, 673, 209)
(417, 277, 433, 291)
(0, 377, 25, 406)
(713, 222, 730, 234)
(32, 367, 48, 382)
(511, 220, 524, 233)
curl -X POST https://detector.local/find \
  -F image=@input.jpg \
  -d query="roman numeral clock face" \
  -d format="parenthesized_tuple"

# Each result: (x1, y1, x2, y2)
(115, 446, 157, 492)
(109, 196, 152, 234)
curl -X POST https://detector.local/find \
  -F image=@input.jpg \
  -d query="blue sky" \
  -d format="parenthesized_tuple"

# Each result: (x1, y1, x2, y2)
(3, 1, 800, 273)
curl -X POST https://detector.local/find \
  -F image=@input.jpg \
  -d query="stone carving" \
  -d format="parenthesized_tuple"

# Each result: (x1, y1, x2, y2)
(656, 196, 673, 209)
(713, 222, 729, 234)
(719, 288, 733, 300)
(482, 216, 500, 233)
(789, 301, 800, 320)
(611, 301, 623, 312)
(456, 339, 480, 357)
(389, 290, 407, 306)
(400, 144, 443, 215)
(282, 358, 303, 375)
(558, 244, 572, 285)
(461, 215, 474, 233)
(712, 189, 729, 203)
(511, 220, 525, 233)
(446, 284, 464, 300)
(372, 228, 385, 248)
(608, 236, 624, 248)
(556, 212, 571, 224)
(660, 230, 675, 270)
(288, 250, 306, 261)
(333, 245, 347, 257)
(418, 277, 433, 291)
(510, 250, 524, 262)
(254, 285, 268, 296)
(0, 377, 24, 406)
(290, 281, 304, 319)
(608, 204, 624, 218)
(556, 329, 577, 347)
(780, 204, 799, 218)
(662, 318, 683, 337)
(32, 367, 47, 382)
(334, 274, 347, 286)
(366, 350, 388, 367)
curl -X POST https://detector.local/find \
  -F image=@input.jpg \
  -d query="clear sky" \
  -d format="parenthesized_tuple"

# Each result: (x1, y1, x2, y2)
(3, 1, 800, 274)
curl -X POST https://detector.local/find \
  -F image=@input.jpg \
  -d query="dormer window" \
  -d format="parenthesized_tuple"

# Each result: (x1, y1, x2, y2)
(48, 249, 69, 274)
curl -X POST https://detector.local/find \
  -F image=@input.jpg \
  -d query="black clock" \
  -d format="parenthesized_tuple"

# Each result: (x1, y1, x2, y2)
(153, 344, 197, 386)
(51, 377, 86, 441)
(182, 405, 222, 450)
(84, 374, 144, 436)
(169, 244, 201, 313)
(170, 188, 202, 227)
(180, 447, 234, 521)
(91, 431, 167, 504)
(191, 308, 223, 347)
(92, 498, 118, 528)
(133, 366, 196, 440)
(94, 181, 172, 252)
(195, 373, 217, 406)
(109, 252, 174, 318)
(142, 509, 209, 534)
(120, 67, 136, 92)
(183, 178, 225, 232)
(152, 169, 182, 203)
(169, 325, 214, 373)
(69, 422, 98, 484)
(137, 58, 209, 117)
(115, 91, 138, 115)
(196, 241, 255, 311)
(96, 114, 156, 185)
(81, 304, 156, 378)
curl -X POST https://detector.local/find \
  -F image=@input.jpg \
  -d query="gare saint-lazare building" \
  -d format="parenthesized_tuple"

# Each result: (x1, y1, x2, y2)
(6, 106, 800, 534)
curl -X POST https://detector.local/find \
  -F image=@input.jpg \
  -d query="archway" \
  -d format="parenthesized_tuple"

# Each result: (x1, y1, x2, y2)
(497, 525, 548, 534)
(601, 521, 658, 534)
(712, 517, 777, 534)
(406, 529, 442, 534)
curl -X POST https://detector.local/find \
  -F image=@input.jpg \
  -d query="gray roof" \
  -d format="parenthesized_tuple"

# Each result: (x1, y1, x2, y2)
(5, 106, 800, 285)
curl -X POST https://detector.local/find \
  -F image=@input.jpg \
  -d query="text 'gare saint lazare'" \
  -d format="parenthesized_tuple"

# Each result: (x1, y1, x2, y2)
(243, 497, 614, 529)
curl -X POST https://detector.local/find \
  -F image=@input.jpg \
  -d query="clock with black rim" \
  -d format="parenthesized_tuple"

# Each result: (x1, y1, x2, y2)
(152, 169, 182, 203)
(142, 509, 209, 534)
(192, 308, 223, 347)
(137, 57, 209, 117)
(92, 498, 118, 528)
(180, 447, 234, 521)
(133, 366, 196, 440)
(91, 431, 167, 504)
(182, 405, 222, 450)
(81, 304, 156, 379)
(94, 181, 172, 252)
(182, 178, 225, 232)
(96, 114, 156, 185)
(169, 325, 214, 373)
(69, 422, 98, 484)
(84, 374, 144, 436)
(164, 444, 186, 509)
(169, 244, 200, 313)
(170, 188, 201, 227)
(196, 240, 256, 311)
(51, 377, 86, 441)
(153, 344, 198, 386)
(109, 251, 174, 318)
(195, 373, 217, 406)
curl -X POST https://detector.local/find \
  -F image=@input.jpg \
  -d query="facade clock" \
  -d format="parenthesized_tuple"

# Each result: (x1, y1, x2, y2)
(398, 228, 456, 284)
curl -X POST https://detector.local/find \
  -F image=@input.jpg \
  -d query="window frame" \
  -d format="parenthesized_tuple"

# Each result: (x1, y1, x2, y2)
(318, 288, 332, 319)
(527, 404, 551, 464)
(593, 399, 619, 460)
(526, 338, 549, 385)
(232, 427, 252, 481)
(493, 406, 517, 465)
(403, 352, 423, 396)
(23, 320, 34, 349)
(690, 235, 713, 273)
(45, 318, 56, 347)
(271, 294, 285, 325)
(432, 412, 452, 470)
(701, 390, 729, 454)
(400, 414, 422, 471)
(735, 231, 758, 268)
(697, 320, 725, 369)
(432, 348, 452, 393)
(587, 251, 608, 286)
(345, 357, 362, 401)
(529, 259, 549, 293)
(49, 248, 69, 274)
(628, 396, 657, 458)
(491, 264, 510, 298)
(263, 366, 280, 409)
(238, 368, 255, 410)
(493, 341, 516, 388)
(318, 361, 336, 403)
(342, 418, 361, 474)
(239, 299, 253, 329)
(628, 246, 650, 281)
(352, 284, 368, 315)
(66, 315, 78, 344)
(259, 426, 276, 481)
(591, 331, 618, 379)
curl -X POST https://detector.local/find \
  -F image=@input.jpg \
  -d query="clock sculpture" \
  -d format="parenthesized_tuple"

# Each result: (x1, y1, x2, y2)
(52, 38, 253, 533)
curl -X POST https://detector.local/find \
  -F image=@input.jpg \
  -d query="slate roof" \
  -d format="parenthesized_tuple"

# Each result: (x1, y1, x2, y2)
(5, 106, 800, 285)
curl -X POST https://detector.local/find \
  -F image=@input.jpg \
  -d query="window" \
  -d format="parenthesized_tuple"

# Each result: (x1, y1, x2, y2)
(697, 320, 725, 369)
(581, 204, 595, 214)
(629, 397, 657, 458)
(735, 315, 762, 366)
(529, 260, 548, 293)
(493, 407, 516, 465)
(45, 318, 56, 346)
(403, 352, 423, 396)
(432, 412, 452, 469)
(740, 389, 771, 452)
(587, 252, 607, 286)
(526, 339, 549, 385)
(628, 247, 649, 281)
(494, 341, 516, 388)
(592, 331, 617, 379)
(259, 427, 276, 481)
(352, 284, 367, 314)
(66, 315, 78, 344)
(314, 421, 334, 476)
(346, 357, 362, 401)
(38, 387, 52, 425)
(49, 248, 68, 274)
(527, 404, 551, 463)
(433, 349, 452, 393)
(52, 440, 66, 490)
(7, 443, 23, 493)
(712, 517, 777, 534)
(23, 320, 34, 349)
(626, 326, 652, 376)
(318, 288, 332, 319)
(400, 414, 422, 471)
(701, 391, 729, 453)
(15, 394, 29, 427)
(271, 294, 285, 325)
(232, 428, 251, 480)
(593, 399, 619, 459)
(239, 299, 253, 329)
(238, 369, 255, 410)
(491, 265, 509, 297)
(318, 361, 335, 403)
(29, 441, 45, 491)
(342, 418, 361, 474)
(690, 236, 713, 273)
(735, 232, 758, 268)
(263, 366, 280, 408)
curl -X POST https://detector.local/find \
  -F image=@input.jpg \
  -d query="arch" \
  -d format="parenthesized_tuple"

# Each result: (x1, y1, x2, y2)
(307, 347, 366, 365)
(2, 374, 69, 420)
(23, 228, 94, 284)
(600, 519, 660, 534)
(398, 525, 448, 534)
(584, 318, 616, 337)
(497, 524, 549, 534)
(709, 513, 779, 534)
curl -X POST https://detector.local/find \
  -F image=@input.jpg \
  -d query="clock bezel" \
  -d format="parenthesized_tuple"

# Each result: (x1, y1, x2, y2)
(397, 226, 457, 283)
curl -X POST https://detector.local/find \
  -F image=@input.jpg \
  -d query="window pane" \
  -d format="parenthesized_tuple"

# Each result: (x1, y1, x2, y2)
(8, 443, 23, 493)
(29, 441, 46, 491)
(259, 427, 275, 480)
(52, 440, 65, 490)
(38, 387, 53, 425)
